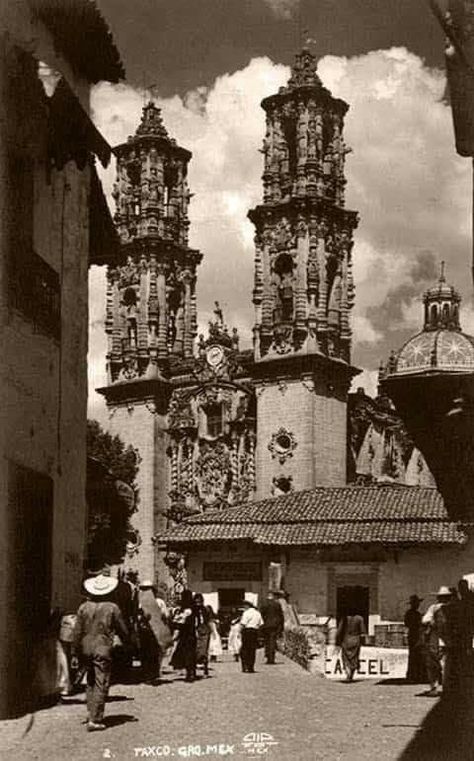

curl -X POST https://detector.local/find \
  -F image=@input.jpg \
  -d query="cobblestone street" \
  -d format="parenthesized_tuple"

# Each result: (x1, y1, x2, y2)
(1, 652, 463, 761)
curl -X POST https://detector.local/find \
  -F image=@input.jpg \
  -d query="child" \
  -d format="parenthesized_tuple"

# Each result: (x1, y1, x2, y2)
(209, 617, 223, 662)
(228, 609, 242, 662)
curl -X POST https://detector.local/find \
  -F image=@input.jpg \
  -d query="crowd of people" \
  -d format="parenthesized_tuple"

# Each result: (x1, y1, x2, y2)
(39, 572, 474, 731)
(404, 578, 474, 697)
(52, 573, 285, 732)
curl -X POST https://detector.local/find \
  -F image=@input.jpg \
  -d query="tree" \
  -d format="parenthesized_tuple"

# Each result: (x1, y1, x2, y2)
(86, 419, 140, 570)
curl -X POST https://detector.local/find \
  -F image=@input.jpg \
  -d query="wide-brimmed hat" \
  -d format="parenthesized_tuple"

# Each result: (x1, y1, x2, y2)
(84, 574, 118, 596)
(435, 585, 452, 598)
(409, 594, 423, 604)
(139, 579, 155, 589)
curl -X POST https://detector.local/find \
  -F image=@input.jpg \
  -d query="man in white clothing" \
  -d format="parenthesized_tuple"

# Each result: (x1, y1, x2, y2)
(239, 601, 263, 673)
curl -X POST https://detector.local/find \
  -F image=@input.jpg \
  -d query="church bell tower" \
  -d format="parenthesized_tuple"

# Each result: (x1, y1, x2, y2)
(249, 47, 359, 496)
(98, 102, 202, 580)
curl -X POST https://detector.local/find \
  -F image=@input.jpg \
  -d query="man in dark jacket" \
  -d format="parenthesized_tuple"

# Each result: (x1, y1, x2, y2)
(72, 574, 129, 731)
(259, 592, 284, 665)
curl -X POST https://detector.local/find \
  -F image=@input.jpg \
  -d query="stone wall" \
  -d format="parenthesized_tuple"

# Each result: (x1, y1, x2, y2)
(255, 378, 347, 499)
(183, 540, 474, 628)
(105, 399, 169, 582)
(0, 2, 93, 716)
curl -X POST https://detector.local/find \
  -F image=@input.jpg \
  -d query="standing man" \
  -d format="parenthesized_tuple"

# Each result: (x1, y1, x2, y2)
(421, 585, 452, 696)
(239, 600, 263, 673)
(72, 574, 130, 731)
(260, 592, 284, 665)
(404, 594, 424, 683)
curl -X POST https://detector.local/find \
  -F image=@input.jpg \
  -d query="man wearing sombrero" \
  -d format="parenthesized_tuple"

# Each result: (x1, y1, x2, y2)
(421, 586, 453, 696)
(72, 573, 129, 731)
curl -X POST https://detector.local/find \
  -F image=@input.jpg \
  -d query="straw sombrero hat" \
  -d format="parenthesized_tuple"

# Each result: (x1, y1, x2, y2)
(84, 573, 118, 596)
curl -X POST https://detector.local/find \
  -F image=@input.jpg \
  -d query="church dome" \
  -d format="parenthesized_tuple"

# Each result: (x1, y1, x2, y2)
(385, 264, 474, 377)
(394, 329, 474, 375)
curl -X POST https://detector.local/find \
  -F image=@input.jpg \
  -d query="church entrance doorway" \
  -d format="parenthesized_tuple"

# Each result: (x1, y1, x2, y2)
(336, 585, 370, 629)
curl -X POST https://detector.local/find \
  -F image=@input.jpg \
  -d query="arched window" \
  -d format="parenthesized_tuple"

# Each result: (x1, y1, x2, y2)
(206, 403, 223, 437)
(430, 304, 438, 323)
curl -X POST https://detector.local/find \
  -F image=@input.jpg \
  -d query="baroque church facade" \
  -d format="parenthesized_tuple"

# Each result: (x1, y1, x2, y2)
(99, 48, 432, 585)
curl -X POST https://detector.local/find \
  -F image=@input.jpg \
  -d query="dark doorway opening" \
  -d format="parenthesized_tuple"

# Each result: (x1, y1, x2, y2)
(336, 585, 370, 629)
(218, 588, 245, 640)
(7, 461, 53, 716)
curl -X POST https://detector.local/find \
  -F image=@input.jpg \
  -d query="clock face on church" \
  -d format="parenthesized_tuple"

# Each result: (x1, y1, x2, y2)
(206, 345, 224, 368)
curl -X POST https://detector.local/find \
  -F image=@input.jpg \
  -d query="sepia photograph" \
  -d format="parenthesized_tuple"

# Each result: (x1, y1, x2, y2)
(2, 0, 474, 758)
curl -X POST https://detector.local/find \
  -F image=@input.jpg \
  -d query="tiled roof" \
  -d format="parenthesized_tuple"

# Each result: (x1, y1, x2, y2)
(157, 485, 470, 547)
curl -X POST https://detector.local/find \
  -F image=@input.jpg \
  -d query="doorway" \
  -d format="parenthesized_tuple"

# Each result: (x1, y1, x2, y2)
(336, 585, 370, 628)
(218, 588, 245, 639)
(7, 461, 53, 715)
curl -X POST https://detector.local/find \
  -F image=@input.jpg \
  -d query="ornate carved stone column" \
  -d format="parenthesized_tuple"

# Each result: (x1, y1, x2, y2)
(157, 262, 168, 358)
(182, 269, 194, 358)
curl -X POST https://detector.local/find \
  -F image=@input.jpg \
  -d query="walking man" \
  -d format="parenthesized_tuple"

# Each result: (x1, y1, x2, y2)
(260, 592, 284, 665)
(72, 573, 129, 731)
(239, 600, 263, 673)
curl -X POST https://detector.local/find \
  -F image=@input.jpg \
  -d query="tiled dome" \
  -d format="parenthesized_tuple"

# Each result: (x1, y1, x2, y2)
(394, 329, 474, 376)
(384, 264, 474, 378)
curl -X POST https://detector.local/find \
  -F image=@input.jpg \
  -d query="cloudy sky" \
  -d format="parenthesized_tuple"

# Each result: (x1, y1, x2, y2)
(89, 0, 473, 421)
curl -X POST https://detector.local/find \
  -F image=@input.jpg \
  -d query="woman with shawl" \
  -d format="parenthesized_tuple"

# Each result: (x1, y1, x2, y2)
(170, 589, 197, 682)
(138, 580, 172, 681)
(336, 608, 366, 682)
(192, 593, 213, 676)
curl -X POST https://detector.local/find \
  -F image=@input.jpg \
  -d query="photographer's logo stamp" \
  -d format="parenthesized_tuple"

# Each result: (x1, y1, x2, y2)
(241, 733, 278, 756)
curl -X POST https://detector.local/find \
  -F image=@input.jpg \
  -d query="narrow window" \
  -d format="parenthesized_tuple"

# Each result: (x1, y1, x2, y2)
(206, 403, 223, 437)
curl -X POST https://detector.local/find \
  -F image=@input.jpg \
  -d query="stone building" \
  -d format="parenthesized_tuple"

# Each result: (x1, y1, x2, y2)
(382, 266, 474, 519)
(348, 387, 435, 488)
(99, 47, 361, 583)
(101, 45, 461, 627)
(157, 271, 474, 631)
(159, 484, 473, 628)
(0, 0, 123, 717)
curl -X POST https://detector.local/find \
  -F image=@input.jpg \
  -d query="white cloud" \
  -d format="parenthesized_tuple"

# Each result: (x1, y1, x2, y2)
(352, 315, 383, 345)
(88, 47, 472, 418)
(262, 0, 299, 20)
(351, 369, 379, 399)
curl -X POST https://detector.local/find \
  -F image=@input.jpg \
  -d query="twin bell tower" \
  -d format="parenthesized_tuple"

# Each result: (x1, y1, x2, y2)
(99, 47, 359, 580)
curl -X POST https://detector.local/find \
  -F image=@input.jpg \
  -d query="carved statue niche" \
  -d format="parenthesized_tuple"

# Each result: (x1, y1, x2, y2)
(281, 106, 297, 179)
(163, 160, 179, 215)
(272, 253, 294, 324)
(327, 263, 343, 330)
(166, 276, 183, 350)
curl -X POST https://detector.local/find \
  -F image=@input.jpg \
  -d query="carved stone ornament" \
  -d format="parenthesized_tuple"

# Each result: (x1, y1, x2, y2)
(272, 474, 293, 496)
(168, 390, 196, 431)
(119, 357, 138, 381)
(195, 441, 231, 508)
(272, 325, 293, 355)
(118, 258, 140, 288)
(268, 428, 297, 464)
